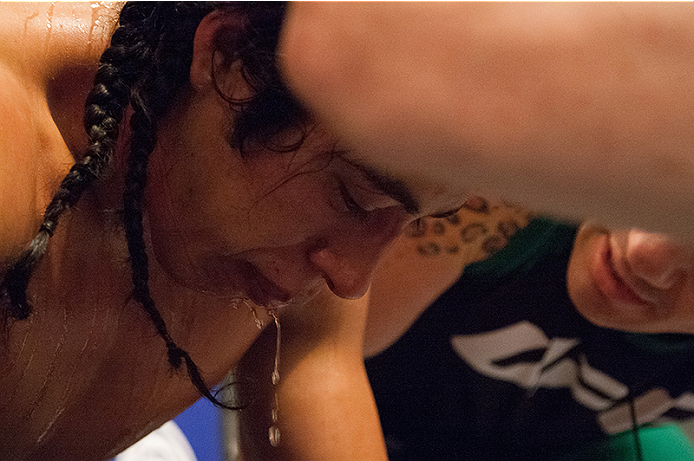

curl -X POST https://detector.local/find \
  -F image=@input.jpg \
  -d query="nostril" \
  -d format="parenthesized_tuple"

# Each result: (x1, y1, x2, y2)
(310, 247, 373, 299)
(325, 277, 335, 292)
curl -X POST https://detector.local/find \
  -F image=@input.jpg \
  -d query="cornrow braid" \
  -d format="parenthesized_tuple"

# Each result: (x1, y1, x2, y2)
(119, 2, 232, 407)
(116, 2, 244, 409)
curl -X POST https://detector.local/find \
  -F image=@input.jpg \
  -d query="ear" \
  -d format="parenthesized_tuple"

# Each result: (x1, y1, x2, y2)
(190, 10, 242, 93)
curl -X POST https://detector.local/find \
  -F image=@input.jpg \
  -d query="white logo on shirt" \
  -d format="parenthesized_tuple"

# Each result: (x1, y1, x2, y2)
(451, 321, 694, 433)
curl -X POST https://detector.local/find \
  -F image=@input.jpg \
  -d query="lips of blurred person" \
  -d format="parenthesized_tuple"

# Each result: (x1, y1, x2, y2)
(567, 224, 694, 333)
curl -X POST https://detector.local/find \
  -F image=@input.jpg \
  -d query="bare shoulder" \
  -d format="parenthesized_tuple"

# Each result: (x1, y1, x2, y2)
(0, 2, 120, 75)
(363, 197, 530, 357)
(0, 3, 121, 264)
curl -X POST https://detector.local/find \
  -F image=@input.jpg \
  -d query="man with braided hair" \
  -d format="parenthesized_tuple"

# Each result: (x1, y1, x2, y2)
(6, 3, 694, 461)
(0, 3, 462, 460)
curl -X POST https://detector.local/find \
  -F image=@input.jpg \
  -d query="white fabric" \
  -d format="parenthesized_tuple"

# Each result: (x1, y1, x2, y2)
(115, 421, 197, 461)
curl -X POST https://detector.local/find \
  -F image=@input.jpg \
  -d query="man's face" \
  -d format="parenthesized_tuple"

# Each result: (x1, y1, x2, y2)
(142, 58, 467, 311)
(567, 223, 694, 334)
(146, 129, 418, 308)
(145, 92, 467, 311)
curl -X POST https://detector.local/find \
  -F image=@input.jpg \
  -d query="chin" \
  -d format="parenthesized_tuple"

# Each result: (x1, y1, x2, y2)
(572, 298, 630, 331)
(569, 277, 674, 334)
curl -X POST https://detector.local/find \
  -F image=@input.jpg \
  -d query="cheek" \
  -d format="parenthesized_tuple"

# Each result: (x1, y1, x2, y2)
(566, 229, 598, 311)
(566, 262, 606, 326)
(667, 280, 694, 333)
(250, 177, 336, 245)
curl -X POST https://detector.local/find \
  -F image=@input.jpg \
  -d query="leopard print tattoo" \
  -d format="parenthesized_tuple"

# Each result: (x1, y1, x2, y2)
(405, 196, 530, 260)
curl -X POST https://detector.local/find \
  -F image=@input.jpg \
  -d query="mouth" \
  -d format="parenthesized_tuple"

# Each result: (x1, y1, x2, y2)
(199, 256, 292, 308)
(592, 236, 650, 306)
(239, 262, 292, 308)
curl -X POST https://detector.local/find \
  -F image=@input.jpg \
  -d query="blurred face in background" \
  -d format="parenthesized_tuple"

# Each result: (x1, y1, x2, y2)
(567, 223, 694, 334)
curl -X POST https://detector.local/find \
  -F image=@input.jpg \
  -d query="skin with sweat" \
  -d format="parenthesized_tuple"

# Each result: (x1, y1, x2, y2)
(0, 4, 461, 460)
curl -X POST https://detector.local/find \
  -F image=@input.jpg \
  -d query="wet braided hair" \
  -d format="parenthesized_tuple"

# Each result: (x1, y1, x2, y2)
(1, 2, 307, 407)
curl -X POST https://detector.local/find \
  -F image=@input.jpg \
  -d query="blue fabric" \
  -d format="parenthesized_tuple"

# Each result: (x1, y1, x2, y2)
(110, 398, 224, 461)
(173, 398, 224, 461)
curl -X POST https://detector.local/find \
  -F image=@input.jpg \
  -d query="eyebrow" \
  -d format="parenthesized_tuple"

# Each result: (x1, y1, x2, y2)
(342, 158, 421, 215)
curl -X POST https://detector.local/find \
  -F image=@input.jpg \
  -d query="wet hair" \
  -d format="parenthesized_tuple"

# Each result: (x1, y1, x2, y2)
(0, 2, 307, 407)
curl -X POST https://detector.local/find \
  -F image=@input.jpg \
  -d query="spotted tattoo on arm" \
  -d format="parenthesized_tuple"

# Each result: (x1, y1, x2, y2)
(404, 196, 530, 261)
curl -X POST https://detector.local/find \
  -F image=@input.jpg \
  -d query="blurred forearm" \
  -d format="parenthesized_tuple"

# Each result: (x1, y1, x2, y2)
(280, 2, 694, 239)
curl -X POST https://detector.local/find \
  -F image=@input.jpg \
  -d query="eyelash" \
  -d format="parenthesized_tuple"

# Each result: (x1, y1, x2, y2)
(429, 205, 463, 219)
(338, 181, 368, 217)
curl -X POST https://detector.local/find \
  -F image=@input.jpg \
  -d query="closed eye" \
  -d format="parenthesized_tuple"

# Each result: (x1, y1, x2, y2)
(429, 205, 463, 219)
(339, 181, 368, 217)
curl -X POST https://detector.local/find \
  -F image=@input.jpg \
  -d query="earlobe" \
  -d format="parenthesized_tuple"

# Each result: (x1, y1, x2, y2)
(190, 10, 242, 92)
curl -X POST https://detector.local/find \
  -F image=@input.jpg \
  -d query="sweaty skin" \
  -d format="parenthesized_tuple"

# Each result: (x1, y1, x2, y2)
(0, 6, 259, 459)
(0, 4, 416, 460)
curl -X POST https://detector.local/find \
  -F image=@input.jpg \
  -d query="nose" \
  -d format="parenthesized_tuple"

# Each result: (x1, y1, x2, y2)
(625, 229, 694, 290)
(309, 210, 406, 299)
